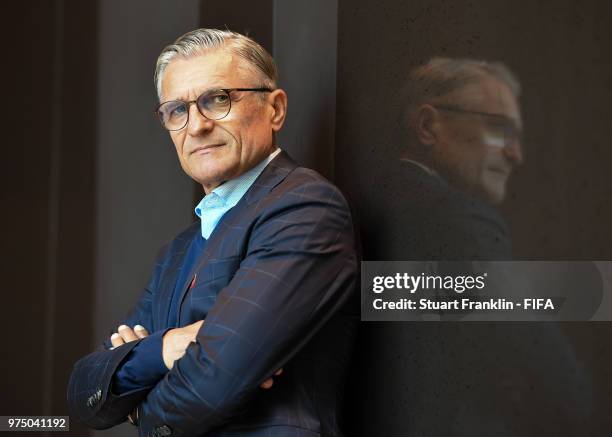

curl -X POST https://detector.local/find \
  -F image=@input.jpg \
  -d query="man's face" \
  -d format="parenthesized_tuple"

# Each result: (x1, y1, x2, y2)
(161, 49, 282, 192)
(431, 75, 523, 205)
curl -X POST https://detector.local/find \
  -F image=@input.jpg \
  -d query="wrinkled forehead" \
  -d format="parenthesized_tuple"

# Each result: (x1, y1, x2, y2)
(160, 49, 261, 101)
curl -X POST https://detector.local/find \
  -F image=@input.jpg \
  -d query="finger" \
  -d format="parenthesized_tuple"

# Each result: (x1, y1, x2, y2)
(118, 325, 139, 342)
(274, 368, 283, 376)
(260, 378, 274, 389)
(190, 320, 204, 330)
(186, 320, 205, 341)
(110, 332, 124, 348)
(134, 325, 149, 338)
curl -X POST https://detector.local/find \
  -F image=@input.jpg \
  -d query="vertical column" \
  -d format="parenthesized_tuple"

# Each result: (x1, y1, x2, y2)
(1, 2, 99, 436)
(273, 0, 338, 179)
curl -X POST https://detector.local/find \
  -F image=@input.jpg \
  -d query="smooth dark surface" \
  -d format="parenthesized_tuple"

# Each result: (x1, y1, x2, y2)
(336, 1, 612, 435)
(274, 0, 338, 180)
(200, 0, 274, 54)
(0, 1, 98, 436)
(335, 0, 612, 260)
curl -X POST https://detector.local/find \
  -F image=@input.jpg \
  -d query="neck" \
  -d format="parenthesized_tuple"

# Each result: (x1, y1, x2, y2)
(202, 182, 220, 195)
(200, 146, 279, 195)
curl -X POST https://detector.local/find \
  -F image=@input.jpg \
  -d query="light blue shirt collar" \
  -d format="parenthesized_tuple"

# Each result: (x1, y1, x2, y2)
(194, 148, 282, 239)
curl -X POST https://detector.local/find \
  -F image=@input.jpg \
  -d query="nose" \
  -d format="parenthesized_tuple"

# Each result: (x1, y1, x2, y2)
(503, 138, 523, 166)
(186, 101, 214, 136)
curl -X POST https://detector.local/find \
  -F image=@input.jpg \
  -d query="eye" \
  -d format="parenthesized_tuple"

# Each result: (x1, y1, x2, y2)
(159, 101, 186, 120)
(211, 93, 230, 105)
(170, 104, 187, 117)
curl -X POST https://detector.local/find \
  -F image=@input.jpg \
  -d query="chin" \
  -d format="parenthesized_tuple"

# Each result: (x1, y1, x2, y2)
(192, 163, 239, 187)
(483, 187, 505, 206)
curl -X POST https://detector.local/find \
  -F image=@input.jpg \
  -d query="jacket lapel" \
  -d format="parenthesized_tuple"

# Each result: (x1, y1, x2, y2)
(153, 225, 199, 330)
(175, 150, 298, 325)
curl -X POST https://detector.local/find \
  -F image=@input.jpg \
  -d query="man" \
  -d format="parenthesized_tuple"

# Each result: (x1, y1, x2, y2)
(68, 29, 357, 437)
(367, 57, 524, 261)
(357, 58, 589, 436)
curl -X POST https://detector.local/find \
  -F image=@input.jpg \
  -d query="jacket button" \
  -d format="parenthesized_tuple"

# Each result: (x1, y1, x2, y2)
(86, 388, 102, 409)
(155, 424, 172, 436)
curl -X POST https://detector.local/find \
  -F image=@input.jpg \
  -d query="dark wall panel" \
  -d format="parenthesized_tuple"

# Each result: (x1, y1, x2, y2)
(1, 1, 97, 436)
(52, 1, 98, 429)
(336, 0, 612, 260)
(0, 0, 55, 417)
(336, 1, 612, 435)
(274, 0, 338, 179)
(200, 0, 274, 53)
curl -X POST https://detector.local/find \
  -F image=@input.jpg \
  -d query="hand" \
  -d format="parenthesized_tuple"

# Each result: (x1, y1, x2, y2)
(110, 324, 149, 349)
(260, 368, 284, 389)
(162, 320, 204, 370)
(161, 320, 283, 389)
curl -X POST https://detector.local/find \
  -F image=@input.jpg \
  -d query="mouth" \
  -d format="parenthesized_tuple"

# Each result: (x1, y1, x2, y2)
(190, 144, 224, 155)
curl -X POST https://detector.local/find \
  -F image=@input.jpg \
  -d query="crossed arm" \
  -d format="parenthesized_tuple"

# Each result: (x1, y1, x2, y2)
(109, 323, 281, 387)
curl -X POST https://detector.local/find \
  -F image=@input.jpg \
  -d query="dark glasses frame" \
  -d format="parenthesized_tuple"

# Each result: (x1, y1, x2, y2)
(155, 87, 273, 131)
(433, 105, 523, 146)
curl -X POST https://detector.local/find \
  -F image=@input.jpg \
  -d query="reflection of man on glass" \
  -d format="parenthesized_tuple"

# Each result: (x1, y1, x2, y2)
(405, 58, 523, 205)
(372, 57, 523, 260)
(360, 58, 589, 437)
(67, 29, 357, 437)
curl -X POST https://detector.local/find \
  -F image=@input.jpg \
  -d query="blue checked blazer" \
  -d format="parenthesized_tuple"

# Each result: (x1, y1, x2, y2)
(67, 151, 358, 437)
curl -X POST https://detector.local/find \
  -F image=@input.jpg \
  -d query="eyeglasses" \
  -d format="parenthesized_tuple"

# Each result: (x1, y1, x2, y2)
(434, 105, 523, 147)
(155, 87, 273, 131)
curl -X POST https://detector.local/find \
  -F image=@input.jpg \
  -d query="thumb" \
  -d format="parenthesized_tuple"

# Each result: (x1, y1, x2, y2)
(186, 319, 204, 339)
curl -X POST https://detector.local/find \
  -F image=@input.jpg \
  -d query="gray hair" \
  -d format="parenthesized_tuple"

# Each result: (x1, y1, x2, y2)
(154, 28, 278, 100)
(396, 57, 521, 150)
(403, 57, 521, 113)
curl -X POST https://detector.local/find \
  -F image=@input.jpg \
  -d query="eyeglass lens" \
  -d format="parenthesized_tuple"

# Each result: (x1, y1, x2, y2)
(482, 118, 522, 147)
(157, 90, 232, 130)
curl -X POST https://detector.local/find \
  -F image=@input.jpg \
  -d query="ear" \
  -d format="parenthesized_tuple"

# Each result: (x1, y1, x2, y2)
(268, 89, 288, 132)
(415, 104, 440, 146)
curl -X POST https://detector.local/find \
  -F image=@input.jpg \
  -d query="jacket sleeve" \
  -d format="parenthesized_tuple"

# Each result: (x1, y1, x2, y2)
(112, 331, 168, 394)
(66, 245, 169, 430)
(138, 178, 358, 436)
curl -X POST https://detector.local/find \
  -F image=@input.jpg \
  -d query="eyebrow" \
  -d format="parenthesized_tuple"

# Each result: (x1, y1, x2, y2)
(164, 86, 229, 102)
